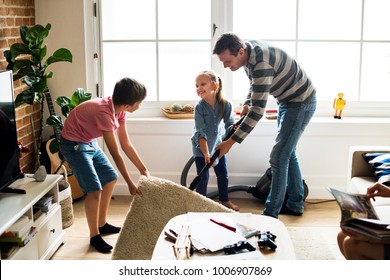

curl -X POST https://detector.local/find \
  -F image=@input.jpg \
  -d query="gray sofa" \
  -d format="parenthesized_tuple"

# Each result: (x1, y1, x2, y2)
(347, 146, 390, 221)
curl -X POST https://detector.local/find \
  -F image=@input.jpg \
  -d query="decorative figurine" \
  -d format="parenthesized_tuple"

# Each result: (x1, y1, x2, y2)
(333, 93, 346, 119)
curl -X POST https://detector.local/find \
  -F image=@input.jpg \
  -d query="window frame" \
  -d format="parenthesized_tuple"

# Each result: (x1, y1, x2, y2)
(96, 0, 390, 118)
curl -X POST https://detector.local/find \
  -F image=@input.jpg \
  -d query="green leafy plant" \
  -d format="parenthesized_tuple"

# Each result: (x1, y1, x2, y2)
(4, 23, 73, 106)
(46, 88, 92, 154)
(4, 23, 73, 170)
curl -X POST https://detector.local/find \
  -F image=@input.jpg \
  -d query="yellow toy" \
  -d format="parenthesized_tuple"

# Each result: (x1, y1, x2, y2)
(333, 93, 346, 119)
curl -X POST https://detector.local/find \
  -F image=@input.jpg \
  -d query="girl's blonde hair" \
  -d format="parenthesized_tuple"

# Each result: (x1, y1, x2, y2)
(197, 70, 227, 120)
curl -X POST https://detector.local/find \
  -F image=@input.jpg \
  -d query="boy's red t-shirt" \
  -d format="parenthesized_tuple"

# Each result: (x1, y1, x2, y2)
(62, 96, 126, 143)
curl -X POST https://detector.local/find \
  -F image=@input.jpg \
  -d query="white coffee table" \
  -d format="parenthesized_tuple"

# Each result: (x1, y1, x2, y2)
(152, 212, 296, 260)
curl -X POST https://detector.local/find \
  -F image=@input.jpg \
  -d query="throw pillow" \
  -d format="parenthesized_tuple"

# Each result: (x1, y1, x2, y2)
(362, 153, 390, 186)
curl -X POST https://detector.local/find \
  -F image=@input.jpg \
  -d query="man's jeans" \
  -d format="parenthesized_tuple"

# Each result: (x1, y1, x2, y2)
(263, 96, 316, 218)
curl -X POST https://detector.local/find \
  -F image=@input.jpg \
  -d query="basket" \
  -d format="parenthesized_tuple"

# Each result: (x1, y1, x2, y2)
(162, 108, 194, 119)
(57, 165, 74, 229)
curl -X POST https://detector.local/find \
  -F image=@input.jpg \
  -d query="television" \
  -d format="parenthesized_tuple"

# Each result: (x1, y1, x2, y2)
(0, 70, 25, 194)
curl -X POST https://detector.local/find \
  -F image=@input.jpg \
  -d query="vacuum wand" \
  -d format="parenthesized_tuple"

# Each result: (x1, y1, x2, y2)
(189, 115, 246, 191)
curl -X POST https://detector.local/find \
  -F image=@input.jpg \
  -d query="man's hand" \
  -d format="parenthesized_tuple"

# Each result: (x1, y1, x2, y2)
(241, 104, 249, 116)
(215, 138, 235, 158)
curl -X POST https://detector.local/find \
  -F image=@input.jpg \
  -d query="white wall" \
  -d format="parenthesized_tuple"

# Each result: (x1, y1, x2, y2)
(108, 116, 390, 199)
(35, 0, 97, 140)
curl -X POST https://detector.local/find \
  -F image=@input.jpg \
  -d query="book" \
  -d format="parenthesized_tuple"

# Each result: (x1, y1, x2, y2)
(18, 227, 37, 247)
(33, 207, 43, 221)
(39, 202, 52, 212)
(328, 187, 390, 240)
(35, 194, 54, 207)
(0, 226, 37, 246)
(34, 199, 57, 213)
(45, 201, 58, 214)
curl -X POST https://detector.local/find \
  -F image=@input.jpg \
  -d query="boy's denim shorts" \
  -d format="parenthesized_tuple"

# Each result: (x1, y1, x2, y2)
(60, 138, 118, 193)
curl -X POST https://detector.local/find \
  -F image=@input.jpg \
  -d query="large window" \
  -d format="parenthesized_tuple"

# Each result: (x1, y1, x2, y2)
(99, 0, 211, 103)
(99, 0, 390, 116)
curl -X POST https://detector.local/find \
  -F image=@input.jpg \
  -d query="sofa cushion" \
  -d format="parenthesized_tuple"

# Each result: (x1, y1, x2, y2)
(349, 177, 376, 194)
(362, 153, 390, 186)
(373, 205, 390, 222)
(370, 197, 390, 208)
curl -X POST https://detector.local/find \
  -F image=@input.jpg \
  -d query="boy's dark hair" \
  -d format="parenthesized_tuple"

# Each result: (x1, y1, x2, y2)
(213, 33, 245, 56)
(112, 77, 147, 106)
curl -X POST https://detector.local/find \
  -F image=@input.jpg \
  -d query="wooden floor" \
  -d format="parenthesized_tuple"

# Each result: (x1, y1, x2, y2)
(51, 194, 344, 260)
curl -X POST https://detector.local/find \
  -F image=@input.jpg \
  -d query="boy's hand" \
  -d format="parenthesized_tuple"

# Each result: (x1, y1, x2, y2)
(128, 184, 142, 196)
(141, 169, 150, 177)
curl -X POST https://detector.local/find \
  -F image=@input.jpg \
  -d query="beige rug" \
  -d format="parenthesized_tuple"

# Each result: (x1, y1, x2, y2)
(112, 176, 233, 260)
(287, 226, 341, 260)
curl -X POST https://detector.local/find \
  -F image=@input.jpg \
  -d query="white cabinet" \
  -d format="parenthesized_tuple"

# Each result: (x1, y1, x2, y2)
(0, 175, 65, 260)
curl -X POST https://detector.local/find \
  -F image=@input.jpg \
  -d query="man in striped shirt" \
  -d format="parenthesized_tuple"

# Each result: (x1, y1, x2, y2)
(213, 33, 316, 219)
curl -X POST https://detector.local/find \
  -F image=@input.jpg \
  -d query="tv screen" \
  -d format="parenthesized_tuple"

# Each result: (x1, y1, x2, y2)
(0, 70, 24, 193)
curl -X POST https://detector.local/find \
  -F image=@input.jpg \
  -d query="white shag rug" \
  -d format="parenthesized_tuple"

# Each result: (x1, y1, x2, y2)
(287, 227, 340, 260)
(112, 176, 233, 260)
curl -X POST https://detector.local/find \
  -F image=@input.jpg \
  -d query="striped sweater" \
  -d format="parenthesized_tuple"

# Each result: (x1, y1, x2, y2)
(232, 40, 316, 144)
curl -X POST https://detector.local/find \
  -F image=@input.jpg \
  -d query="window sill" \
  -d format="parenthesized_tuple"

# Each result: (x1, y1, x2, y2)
(126, 116, 390, 124)
(124, 116, 390, 138)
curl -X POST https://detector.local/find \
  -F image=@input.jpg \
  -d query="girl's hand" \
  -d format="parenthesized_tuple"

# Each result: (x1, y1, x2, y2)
(204, 153, 211, 164)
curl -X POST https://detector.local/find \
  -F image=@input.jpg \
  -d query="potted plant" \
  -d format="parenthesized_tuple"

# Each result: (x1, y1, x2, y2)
(3, 23, 73, 170)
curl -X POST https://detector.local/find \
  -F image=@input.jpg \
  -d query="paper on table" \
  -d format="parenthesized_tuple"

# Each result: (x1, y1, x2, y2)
(188, 217, 246, 252)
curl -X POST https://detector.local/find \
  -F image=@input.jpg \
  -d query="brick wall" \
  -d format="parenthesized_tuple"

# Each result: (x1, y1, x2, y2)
(0, 0, 38, 173)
